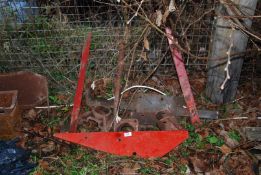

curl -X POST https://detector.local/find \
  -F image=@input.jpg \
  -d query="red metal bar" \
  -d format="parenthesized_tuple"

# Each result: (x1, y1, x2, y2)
(165, 28, 200, 124)
(54, 130, 188, 158)
(70, 33, 92, 132)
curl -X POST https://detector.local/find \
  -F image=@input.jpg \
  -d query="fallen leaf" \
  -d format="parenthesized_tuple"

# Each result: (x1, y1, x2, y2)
(121, 166, 136, 174)
(32, 123, 45, 133)
(33, 136, 43, 144)
(190, 78, 206, 93)
(143, 36, 150, 51)
(57, 94, 68, 102)
(75, 153, 84, 160)
(132, 163, 141, 170)
(206, 168, 226, 175)
(196, 128, 210, 139)
(96, 152, 107, 159)
(39, 130, 48, 137)
(40, 141, 55, 154)
(156, 10, 162, 26)
(24, 109, 37, 120)
(180, 158, 188, 165)
(39, 160, 50, 170)
(219, 144, 232, 154)
(223, 151, 255, 175)
(190, 156, 209, 173)
(120, 162, 139, 174)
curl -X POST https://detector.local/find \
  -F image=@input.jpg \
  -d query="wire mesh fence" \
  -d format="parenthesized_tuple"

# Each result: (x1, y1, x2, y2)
(0, 0, 259, 90)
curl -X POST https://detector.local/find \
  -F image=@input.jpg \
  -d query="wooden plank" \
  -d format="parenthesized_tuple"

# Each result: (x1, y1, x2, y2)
(206, 0, 258, 104)
(244, 127, 261, 141)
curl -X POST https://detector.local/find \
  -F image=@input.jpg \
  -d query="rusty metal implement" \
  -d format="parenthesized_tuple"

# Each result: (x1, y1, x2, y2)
(0, 71, 48, 109)
(54, 32, 194, 158)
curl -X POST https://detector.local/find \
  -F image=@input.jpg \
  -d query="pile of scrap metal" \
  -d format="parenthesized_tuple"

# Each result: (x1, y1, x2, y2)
(82, 88, 218, 132)
(54, 31, 219, 158)
(78, 32, 217, 132)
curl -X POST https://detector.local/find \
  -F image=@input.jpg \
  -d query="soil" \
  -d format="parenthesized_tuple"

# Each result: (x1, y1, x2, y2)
(0, 93, 13, 107)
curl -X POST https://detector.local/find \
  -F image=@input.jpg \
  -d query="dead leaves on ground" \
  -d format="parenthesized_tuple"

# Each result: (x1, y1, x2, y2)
(19, 73, 260, 175)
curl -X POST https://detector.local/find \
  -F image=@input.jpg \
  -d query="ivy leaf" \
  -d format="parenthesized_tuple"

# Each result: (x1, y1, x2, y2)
(207, 135, 224, 147)
(207, 135, 219, 144)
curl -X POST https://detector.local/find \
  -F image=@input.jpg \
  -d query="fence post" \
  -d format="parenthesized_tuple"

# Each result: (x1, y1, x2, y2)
(206, 0, 258, 104)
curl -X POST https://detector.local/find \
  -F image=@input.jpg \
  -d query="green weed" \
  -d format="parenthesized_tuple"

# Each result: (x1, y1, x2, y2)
(206, 135, 224, 147)
(139, 167, 159, 175)
(228, 130, 241, 142)
(182, 124, 205, 149)
(179, 164, 188, 174)
(48, 95, 61, 105)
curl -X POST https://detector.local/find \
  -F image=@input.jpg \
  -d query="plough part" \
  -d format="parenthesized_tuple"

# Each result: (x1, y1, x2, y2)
(54, 130, 188, 158)
(54, 30, 201, 158)
(70, 33, 92, 132)
(165, 28, 201, 124)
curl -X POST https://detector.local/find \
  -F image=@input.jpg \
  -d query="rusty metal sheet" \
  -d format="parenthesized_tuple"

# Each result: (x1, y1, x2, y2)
(0, 90, 21, 140)
(0, 71, 48, 109)
(86, 90, 218, 120)
(130, 94, 218, 120)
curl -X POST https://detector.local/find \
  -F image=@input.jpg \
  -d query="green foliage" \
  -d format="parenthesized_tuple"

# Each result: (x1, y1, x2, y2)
(60, 148, 104, 175)
(50, 71, 65, 81)
(164, 154, 178, 166)
(228, 130, 241, 142)
(179, 165, 188, 174)
(164, 158, 173, 166)
(41, 116, 61, 128)
(206, 135, 224, 147)
(182, 124, 205, 149)
(61, 106, 70, 113)
(139, 167, 159, 175)
(18, 17, 65, 57)
(180, 150, 190, 158)
(105, 81, 114, 99)
(48, 95, 61, 105)
(85, 106, 90, 112)
(139, 167, 153, 174)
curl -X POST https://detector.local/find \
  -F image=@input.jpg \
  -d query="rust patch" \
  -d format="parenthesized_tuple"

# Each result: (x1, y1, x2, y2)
(0, 92, 13, 107)
(0, 90, 21, 140)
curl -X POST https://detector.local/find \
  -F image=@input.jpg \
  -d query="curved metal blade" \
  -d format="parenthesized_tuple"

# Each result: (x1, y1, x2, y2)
(54, 130, 188, 158)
